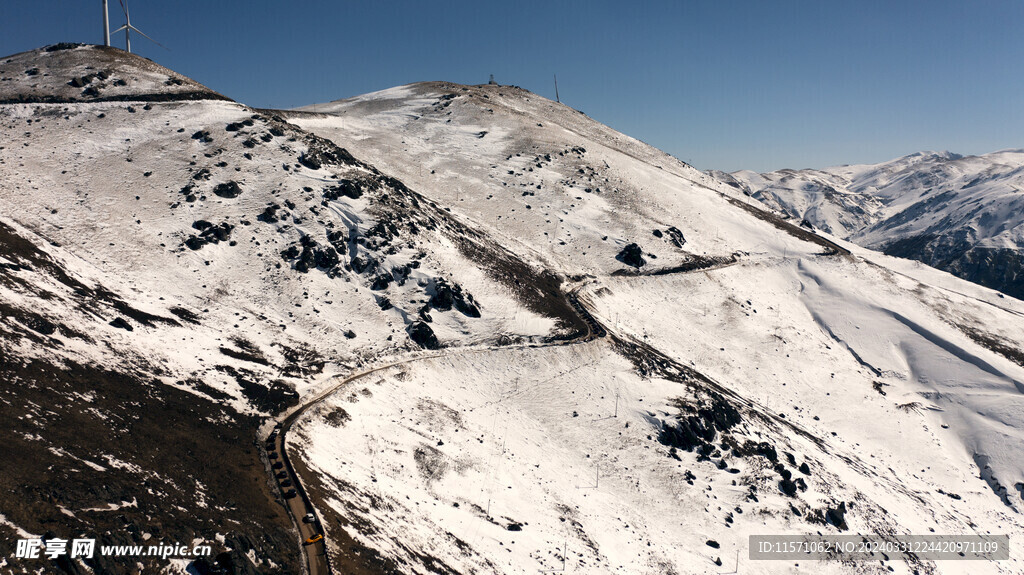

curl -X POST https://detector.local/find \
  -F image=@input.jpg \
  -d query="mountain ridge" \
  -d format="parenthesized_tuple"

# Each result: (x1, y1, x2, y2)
(715, 149, 1024, 299)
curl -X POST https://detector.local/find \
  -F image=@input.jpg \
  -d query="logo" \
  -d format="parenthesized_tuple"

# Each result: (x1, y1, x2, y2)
(15, 538, 95, 559)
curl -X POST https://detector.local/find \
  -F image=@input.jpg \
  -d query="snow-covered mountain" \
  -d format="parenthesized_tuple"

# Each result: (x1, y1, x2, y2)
(2, 45, 1023, 575)
(715, 150, 1024, 299)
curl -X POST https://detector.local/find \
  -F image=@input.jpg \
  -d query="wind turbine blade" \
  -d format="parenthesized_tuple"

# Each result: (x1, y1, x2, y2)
(127, 25, 169, 50)
(113, 25, 128, 33)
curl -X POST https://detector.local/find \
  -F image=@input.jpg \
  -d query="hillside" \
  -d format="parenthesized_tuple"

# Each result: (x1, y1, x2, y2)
(283, 84, 1024, 574)
(0, 47, 569, 575)
(716, 150, 1024, 299)
(1, 47, 1022, 575)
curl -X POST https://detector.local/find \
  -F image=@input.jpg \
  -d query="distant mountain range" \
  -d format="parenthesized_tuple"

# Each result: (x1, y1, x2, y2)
(713, 149, 1024, 299)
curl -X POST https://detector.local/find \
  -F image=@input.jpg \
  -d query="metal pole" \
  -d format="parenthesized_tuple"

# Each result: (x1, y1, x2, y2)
(554, 74, 560, 103)
(124, 0, 131, 53)
(103, 0, 110, 46)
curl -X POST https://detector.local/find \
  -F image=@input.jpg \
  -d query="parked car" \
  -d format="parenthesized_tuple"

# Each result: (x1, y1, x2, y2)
(276, 471, 288, 479)
(272, 462, 283, 470)
(284, 489, 297, 499)
(280, 479, 292, 487)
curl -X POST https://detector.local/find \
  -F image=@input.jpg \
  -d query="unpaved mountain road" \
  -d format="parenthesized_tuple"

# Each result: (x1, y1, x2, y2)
(266, 355, 445, 575)
(262, 231, 846, 574)
(262, 292, 604, 575)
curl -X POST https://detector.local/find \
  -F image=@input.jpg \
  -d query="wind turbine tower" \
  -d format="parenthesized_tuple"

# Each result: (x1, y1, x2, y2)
(102, 0, 110, 46)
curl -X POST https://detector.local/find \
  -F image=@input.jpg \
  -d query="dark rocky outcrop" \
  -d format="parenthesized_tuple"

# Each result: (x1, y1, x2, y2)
(108, 317, 133, 331)
(184, 221, 234, 250)
(280, 236, 339, 274)
(665, 226, 686, 248)
(825, 502, 848, 530)
(657, 393, 741, 453)
(212, 181, 242, 198)
(322, 179, 365, 201)
(191, 130, 213, 143)
(370, 274, 392, 291)
(408, 321, 440, 349)
(616, 243, 645, 268)
(326, 229, 348, 255)
(226, 118, 255, 132)
(257, 203, 281, 223)
(298, 136, 357, 170)
(428, 279, 481, 317)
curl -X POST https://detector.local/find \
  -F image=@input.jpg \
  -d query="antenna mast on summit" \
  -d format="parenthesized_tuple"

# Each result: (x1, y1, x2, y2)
(554, 74, 560, 103)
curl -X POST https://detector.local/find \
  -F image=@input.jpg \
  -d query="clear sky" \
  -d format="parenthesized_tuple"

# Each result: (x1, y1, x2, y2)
(3, 1, 1023, 172)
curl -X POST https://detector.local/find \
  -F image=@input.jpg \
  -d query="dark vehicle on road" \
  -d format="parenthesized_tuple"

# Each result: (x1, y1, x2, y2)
(272, 462, 283, 469)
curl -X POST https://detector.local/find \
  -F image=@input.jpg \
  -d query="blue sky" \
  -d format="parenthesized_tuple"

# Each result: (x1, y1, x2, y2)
(3, 1, 1022, 172)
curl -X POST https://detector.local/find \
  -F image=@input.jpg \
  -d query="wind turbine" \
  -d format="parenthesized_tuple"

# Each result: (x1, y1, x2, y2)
(112, 0, 166, 53)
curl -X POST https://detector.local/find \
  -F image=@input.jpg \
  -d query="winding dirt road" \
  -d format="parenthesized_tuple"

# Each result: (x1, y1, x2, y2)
(262, 291, 604, 575)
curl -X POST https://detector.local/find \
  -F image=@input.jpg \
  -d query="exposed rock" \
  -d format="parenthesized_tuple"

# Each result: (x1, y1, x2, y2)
(225, 119, 254, 132)
(371, 274, 392, 291)
(20, 313, 56, 335)
(326, 229, 348, 255)
(323, 179, 365, 201)
(108, 317, 133, 331)
(213, 181, 242, 198)
(825, 502, 848, 530)
(408, 321, 440, 349)
(428, 279, 481, 317)
(184, 221, 234, 250)
(299, 136, 356, 170)
(665, 226, 686, 247)
(350, 254, 377, 274)
(257, 203, 281, 223)
(779, 477, 798, 497)
(658, 393, 741, 453)
(617, 243, 645, 268)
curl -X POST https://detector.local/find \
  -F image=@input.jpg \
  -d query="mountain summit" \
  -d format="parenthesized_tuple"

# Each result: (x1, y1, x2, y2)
(0, 43, 229, 103)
